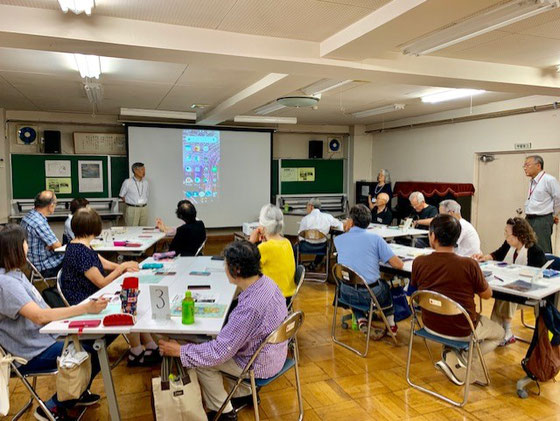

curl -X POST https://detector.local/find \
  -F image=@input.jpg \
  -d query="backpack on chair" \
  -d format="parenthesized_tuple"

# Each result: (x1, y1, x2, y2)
(521, 301, 560, 385)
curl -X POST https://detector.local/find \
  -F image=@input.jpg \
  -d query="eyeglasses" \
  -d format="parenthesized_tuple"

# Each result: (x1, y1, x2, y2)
(522, 162, 535, 168)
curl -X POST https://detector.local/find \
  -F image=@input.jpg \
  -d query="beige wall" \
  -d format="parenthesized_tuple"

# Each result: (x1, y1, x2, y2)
(347, 125, 374, 205)
(273, 132, 347, 159)
(0, 108, 7, 223)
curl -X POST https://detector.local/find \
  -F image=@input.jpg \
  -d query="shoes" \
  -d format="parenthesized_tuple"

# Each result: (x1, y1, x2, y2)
(127, 350, 146, 367)
(440, 349, 466, 385)
(75, 390, 101, 407)
(143, 347, 163, 365)
(389, 325, 398, 336)
(206, 410, 238, 421)
(435, 359, 464, 386)
(34, 406, 71, 421)
(232, 393, 260, 412)
(500, 335, 516, 347)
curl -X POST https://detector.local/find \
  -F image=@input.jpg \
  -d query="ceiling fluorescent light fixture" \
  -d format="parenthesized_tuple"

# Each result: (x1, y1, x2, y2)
(352, 104, 405, 119)
(302, 79, 353, 95)
(83, 81, 103, 104)
(402, 0, 559, 55)
(234, 115, 297, 125)
(254, 102, 286, 115)
(277, 95, 320, 108)
(58, 0, 95, 15)
(120, 108, 197, 121)
(74, 54, 101, 79)
(421, 89, 485, 103)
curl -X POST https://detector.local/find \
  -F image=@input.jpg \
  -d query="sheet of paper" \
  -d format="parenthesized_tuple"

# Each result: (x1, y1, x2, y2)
(170, 296, 227, 318)
(45, 177, 72, 194)
(298, 167, 315, 182)
(70, 303, 121, 321)
(280, 167, 298, 182)
(45, 160, 71, 177)
(78, 160, 103, 193)
(138, 274, 165, 284)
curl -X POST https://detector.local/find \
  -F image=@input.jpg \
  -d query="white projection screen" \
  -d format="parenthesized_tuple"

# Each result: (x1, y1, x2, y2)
(127, 125, 272, 228)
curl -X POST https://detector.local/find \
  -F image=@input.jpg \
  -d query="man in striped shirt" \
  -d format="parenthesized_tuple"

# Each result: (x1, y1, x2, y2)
(159, 240, 288, 420)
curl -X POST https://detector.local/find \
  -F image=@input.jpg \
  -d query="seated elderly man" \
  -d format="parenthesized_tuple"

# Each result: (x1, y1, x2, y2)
(159, 240, 288, 421)
(334, 204, 404, 336)
(20, 190, 64, 278)
(369, 192, 393, 225)
(297, 198, 343, 270)
(439, 199, 481, 257)
(409, 191, 438, 229)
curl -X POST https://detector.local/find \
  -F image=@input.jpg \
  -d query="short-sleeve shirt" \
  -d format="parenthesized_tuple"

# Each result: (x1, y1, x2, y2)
(334, 226, 395, 284)
(411, 252, 489, 337)
(20, 209, 64, 271)
(0, 268, 57, 362)
(258, 238, 296, 297)
(410, 205, 438, 230)
(60, 243, 104, 305)
(169, 220, 207, 256)
(371, 206, 393, 225)
(119, 177, 149, 206)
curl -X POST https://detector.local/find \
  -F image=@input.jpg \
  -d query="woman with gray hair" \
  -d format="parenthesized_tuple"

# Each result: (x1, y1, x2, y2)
(249, 204, 296, 301)
(368, 169, 393, 209)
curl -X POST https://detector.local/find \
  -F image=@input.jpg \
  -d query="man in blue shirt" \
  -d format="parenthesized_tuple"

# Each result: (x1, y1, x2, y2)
(20, 190, 64, 278)
(334, 204, 404, 336)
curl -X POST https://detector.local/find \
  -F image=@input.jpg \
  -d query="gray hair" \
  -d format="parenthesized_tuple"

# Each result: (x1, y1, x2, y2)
(308, 198, 322, 209)
(439, 199, 461, 215)
(379, 169, 391, 184)
(131, 162, 144, 171)
(526, 155, 544, 170)
(258, 204, 284, 235)
(409, 191, 425, 203)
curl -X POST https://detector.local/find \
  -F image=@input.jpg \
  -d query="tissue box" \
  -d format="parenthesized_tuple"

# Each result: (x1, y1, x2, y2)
(242, 222, 259, 236)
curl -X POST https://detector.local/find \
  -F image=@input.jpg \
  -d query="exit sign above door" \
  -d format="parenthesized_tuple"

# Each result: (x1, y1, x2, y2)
(514, 143, 532, 150)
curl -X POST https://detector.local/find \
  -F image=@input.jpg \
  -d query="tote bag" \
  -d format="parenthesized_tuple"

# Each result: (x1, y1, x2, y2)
(56, 335, 92, 402)
(152, 356, 206, 421)
(0, 348, 27, 416)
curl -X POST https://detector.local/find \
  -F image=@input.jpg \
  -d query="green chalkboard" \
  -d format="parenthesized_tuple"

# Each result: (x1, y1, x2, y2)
(11, 154, 128, 200)
(110, 156, 129, 197)
(272, 159, 344, 196)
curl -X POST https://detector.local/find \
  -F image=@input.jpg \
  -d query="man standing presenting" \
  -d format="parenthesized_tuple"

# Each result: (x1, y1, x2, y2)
(119, 162, 149, 226)
(523, 155, 560, 253)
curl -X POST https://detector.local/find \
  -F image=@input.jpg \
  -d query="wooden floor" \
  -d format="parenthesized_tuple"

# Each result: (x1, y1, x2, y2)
(7, 281, 560, 421)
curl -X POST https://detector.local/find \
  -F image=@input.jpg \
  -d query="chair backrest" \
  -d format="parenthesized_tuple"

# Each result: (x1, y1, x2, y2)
(195, 239, 207, 257)
(287, 265, 305, 311)
(26, 258, 48, 287)
(298, 229, 328, 242)
(545, 254, 560, 271)
(331, 263, 368, 287)
(56, 270, 71, 307)
(410, 290, 476, 335)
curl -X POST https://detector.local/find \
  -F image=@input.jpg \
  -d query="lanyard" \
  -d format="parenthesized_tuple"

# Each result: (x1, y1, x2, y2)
(134, 178, 144, 198)
(528, 172, 545, 200)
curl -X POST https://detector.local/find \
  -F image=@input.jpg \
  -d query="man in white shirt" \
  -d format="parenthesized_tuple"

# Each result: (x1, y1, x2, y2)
(297, 198, 343, 270)
(439, 199, 481, 257)
(119, 162, 150, 226)
(523, 155, 560, 253)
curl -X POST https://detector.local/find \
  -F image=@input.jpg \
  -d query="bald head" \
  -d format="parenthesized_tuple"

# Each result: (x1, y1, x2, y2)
(34, 190, 57, 215)
(376, 193, 390, 206)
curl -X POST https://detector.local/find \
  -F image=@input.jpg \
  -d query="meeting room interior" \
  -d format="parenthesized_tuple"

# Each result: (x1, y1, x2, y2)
(1, 1, 560, 421)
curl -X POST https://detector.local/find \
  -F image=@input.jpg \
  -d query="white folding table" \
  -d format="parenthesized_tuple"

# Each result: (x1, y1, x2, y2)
(40, 256, 237, 421)
(367, 223, 428, 245)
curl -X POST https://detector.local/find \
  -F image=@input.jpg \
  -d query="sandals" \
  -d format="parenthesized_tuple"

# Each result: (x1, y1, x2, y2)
(357, 319, 387, 340)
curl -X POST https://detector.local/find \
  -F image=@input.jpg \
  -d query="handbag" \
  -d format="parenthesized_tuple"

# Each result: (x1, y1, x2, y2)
(390, 279, 412, 322)
(0, 348, 27, 416)
(56, 335, 92, 402)
(152, 356, 206, 421)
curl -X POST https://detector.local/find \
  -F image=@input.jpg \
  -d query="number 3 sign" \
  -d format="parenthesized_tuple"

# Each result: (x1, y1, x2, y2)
(149, 285, 170, 319)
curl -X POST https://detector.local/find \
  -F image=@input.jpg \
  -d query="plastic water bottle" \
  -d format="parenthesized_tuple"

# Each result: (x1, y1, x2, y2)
(351, 313, 358, 331)
(182, 291, 195, 325)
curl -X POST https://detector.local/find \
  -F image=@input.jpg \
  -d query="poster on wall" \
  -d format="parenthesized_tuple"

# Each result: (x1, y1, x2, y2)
(78, 160, 103, 192)
(45, 160, 71, 177)
(298, 167, 315, 182)
(280, 168, 298, 182)
(46, 178, 72, 194)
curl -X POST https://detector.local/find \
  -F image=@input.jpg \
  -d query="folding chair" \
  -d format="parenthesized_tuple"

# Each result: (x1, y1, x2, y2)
(287, 265, 305, 312)
(195, 239, 207, 257)
(296, 229, 330, 282)
(406, 290, 490, 407)
(0, 344, 87, 421)
(26, 258, 56, 289)
(331, 263, 397, 358)
(56, 271, 129, 369)
(213, 311, 305, 421)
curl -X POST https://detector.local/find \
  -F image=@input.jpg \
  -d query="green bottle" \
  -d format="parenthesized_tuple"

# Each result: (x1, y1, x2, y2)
(182, 291, 195, 325)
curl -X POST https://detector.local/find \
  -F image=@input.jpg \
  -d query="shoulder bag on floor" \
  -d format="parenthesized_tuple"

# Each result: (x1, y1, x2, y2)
(56, 335, 92, 401)
(152, 356, 206, 421)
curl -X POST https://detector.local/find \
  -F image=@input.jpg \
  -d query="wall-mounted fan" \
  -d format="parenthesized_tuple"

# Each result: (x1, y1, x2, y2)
(17, 126, 38, 145)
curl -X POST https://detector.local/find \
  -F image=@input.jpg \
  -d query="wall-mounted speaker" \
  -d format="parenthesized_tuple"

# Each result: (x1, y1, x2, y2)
(44, 130, 61, 154)
(308, 140, 323, 159)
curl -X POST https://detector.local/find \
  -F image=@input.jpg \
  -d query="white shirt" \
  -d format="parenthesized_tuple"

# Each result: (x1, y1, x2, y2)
(456, 218, 481, 257)
(524, 171, 560, 216)
(64, 214, 74, 241)
(298, 209, 344, 244)
(119, 177, 149, 206)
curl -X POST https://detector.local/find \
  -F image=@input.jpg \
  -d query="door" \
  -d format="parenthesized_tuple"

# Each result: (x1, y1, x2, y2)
(474, 150, 560, 254)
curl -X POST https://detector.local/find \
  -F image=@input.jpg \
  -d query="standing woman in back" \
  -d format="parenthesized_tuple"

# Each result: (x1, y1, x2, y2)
(368, 169, 392, 209)
(249, 204, 296, 304)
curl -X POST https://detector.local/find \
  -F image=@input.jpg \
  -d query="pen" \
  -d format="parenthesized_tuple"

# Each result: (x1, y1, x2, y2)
(494, 276, 504, 282)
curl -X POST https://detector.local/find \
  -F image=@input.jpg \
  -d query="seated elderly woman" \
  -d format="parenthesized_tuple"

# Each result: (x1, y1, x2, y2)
(474, 217, 547, 345)
(0, 224, 108, 421)
(155, 200, 206, 256)
(159, 240, 288, 421)
(249, 204, 296, 302)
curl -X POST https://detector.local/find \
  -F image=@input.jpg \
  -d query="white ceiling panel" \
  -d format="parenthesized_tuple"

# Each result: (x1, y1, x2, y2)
(0, 47, 78, 77)
(175, 66, 264, 88)
(100, 57, 187, 84)
(155, 85, 238, 113)
(0, 74, 37, 110)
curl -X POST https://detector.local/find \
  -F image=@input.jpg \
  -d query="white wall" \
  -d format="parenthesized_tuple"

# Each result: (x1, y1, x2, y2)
(372, 107, 560, 184)
(273, 132, 346, 159)
(0, 108, 7, 223)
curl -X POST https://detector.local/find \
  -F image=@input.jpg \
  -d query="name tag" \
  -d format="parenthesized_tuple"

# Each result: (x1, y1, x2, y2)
(138, 198, 146, 204)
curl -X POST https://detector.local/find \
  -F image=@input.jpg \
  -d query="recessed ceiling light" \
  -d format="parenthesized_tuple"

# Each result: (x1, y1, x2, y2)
(421, 89, 485, 103)
(58, 0, 95, 16)
(276, 95, 320, 108)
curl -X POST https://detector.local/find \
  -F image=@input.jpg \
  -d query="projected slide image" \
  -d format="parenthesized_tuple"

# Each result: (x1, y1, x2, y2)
(182, 129, 220, 204)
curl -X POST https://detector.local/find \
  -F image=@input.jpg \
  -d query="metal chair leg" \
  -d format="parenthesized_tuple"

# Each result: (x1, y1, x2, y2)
(293, 338, 304, 421)
(520, 309, 535, 330)
(250, 372, 260, 421)
(331, 293, 372, 358)
(12, 373, 56, 421)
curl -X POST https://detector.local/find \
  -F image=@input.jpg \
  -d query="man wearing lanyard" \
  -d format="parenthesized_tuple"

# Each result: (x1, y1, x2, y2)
(523, 155, 560, 253)
(119, 162, 149, 226)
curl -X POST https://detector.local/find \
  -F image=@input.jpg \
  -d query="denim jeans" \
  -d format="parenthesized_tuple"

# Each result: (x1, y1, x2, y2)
(296, 241, 327, 265)
(339, 281, 394, 320)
